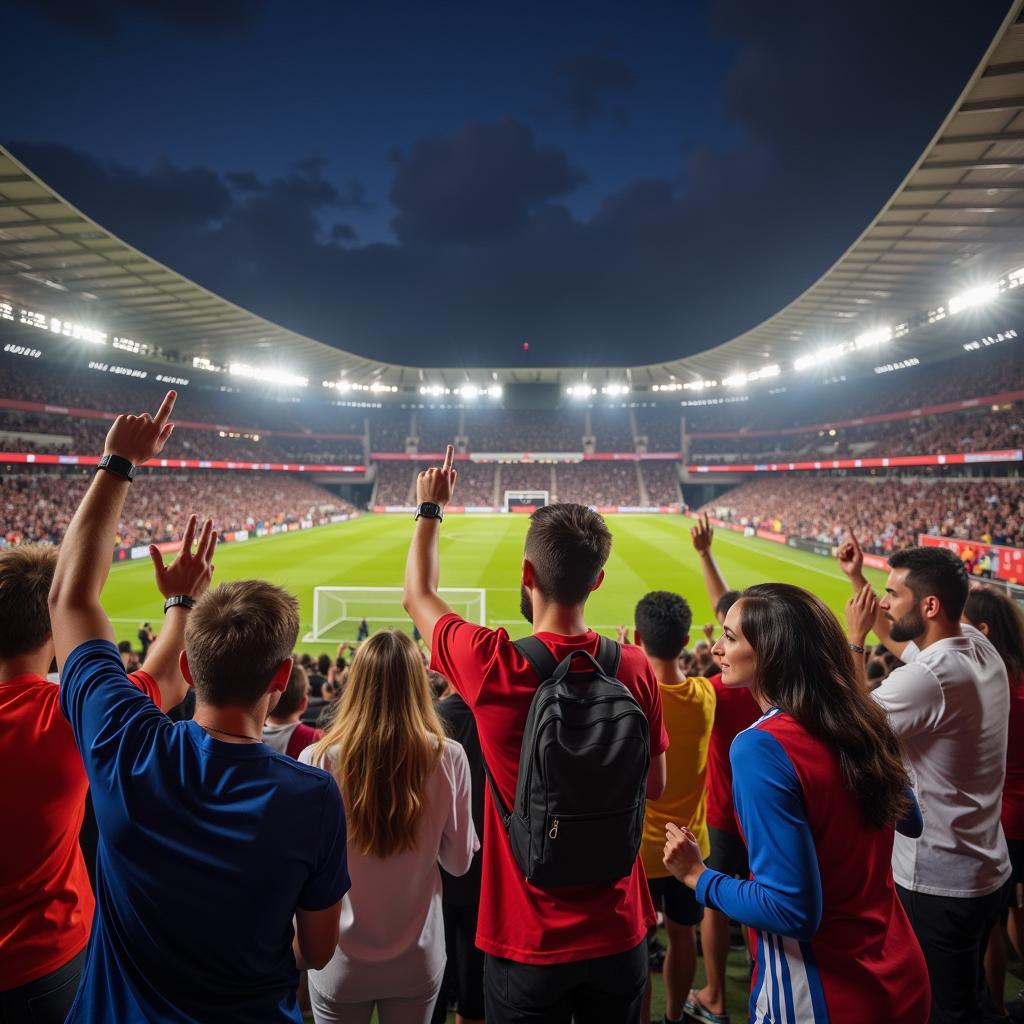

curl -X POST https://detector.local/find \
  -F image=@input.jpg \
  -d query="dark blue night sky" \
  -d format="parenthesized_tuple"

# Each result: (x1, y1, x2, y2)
(4, 0, 1012, 367)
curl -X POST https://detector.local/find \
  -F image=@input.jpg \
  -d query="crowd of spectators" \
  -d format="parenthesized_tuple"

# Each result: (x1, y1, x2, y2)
(498, 463, 553, 495)
(689, 405, 1023, 463)
(590, 407, 636, 452)
(0, 470, 353, 548)
(464, 409, 585, 452)
(555, 461, 642, 506)
(413, 409, 461, 453)
(641, 462, 682, 505)
(703, 475, 1024, 550)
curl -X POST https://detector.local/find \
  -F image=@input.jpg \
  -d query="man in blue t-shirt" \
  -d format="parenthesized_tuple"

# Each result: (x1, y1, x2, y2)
(48, 391, 349, 1023)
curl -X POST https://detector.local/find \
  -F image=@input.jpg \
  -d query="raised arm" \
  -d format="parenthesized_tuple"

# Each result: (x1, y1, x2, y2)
(403, 444, 458, 648)
(837, 527, 907, 658)
(49, 392, 177, 670)
(690, 513, 729, 611)
(844, 583, 878, 694)
(139, 514, 217, 711)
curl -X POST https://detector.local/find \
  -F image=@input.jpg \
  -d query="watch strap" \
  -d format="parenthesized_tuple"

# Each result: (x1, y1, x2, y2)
(97, 453, 137, 482)
(163, 595, 196, 613)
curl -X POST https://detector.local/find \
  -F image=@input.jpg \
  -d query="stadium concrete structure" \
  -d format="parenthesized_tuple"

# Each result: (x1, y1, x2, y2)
(1, 2, 1023, 594)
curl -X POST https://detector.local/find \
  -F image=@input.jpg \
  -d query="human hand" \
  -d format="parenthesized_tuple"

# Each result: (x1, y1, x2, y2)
(844, 584, 877, 645)
(702, 622, 715, 642)
(836, 526, 864, 580)
(104, 390, 177, 465)
(690, 512, 713, 556)
(416, 444, 458, 506)
(616, 625, 631, 644)
(150, 514, 217, 600)
(663, 822, 705, 889)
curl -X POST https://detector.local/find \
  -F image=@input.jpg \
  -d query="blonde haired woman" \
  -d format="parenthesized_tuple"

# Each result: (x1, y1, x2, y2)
(300, 630, 477, 1024)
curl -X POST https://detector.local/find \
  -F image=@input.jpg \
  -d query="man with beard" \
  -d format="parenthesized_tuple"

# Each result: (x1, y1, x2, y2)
(839, 536, 1011, 1024)
(403, 446, 668, 1024)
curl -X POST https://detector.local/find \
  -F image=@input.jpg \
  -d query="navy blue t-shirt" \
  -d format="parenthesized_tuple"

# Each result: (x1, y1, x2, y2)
(60, 640, 349, 1023)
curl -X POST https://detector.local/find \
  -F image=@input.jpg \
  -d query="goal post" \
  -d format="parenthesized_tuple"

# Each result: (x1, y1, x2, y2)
(504, 489, 550, 512)
(303, 586, 487, 644)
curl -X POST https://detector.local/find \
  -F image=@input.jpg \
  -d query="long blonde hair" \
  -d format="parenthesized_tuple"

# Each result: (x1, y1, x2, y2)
(312, 630, 446, 858)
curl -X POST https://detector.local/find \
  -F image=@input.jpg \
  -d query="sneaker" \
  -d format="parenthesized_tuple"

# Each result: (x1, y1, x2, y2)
(683, 990, 729, 1024)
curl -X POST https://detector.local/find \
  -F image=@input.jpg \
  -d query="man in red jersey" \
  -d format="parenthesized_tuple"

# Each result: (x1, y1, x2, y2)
(404, 446, 668, 1024)
(0, 517, 215, 1023)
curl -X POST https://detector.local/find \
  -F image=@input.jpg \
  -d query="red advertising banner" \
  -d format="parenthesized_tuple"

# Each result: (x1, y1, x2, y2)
(0, 452, 365, 473)
(688, 449, 1023, 473)
(918, 534, 1024, 584)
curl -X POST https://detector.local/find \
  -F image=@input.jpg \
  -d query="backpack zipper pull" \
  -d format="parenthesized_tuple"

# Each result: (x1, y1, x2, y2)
(549, 817, 559, 840)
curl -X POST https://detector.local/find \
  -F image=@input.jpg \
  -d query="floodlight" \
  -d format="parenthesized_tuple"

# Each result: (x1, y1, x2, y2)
(948, 282, 998, 315)
(601, 383, 630, 396)
(487, 385, 503, 398)
(853, 326, 891, 349)
(722, 373, 748, 388)
(229, 362, 308, 388)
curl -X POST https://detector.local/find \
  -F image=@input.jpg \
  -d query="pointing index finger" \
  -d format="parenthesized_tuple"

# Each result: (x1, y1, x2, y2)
(153, 390, 177, 427)
(442, 444, 454, 473)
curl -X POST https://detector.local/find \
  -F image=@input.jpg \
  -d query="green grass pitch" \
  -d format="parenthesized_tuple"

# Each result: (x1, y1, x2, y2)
(101, 513, 889, 649)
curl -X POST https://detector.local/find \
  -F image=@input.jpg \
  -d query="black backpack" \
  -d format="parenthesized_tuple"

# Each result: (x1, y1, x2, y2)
(483, 634, 651, 888)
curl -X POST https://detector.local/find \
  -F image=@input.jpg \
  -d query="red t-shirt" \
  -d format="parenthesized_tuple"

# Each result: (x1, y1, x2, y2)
(1002, 673, 1024, 840)
(704, 672, 761, 833)
(430, 614, 669, 964)
(0, 669, 160, 989)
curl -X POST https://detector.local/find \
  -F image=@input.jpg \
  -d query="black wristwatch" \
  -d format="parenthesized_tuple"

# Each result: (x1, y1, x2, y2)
(163, 595, 196, 613)
(97, 453, 137, 482)
(415, 502, 443, 522)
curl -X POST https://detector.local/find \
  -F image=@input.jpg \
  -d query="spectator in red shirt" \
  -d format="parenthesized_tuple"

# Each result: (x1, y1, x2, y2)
(963, 586, 1024, 1020)
(262, 663, 325, 758)
(0, 520, 215, 1023)
(403, 446, 668, 1024)
(687, 514, 759, 1024)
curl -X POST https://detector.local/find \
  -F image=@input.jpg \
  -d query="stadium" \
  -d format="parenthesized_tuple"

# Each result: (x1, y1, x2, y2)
(3, 3, 1024, 1023)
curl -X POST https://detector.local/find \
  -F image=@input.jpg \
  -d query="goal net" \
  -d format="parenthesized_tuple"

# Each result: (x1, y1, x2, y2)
(303, 587, 487, 644)
(504, 489, 550, 512)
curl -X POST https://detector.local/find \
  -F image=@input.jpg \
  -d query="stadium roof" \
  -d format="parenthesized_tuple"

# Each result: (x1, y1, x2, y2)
(2, 0, 1024, 392)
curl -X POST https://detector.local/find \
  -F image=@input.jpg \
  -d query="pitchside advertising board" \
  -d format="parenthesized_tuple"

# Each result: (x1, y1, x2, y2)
(918, 534, 1024, 585)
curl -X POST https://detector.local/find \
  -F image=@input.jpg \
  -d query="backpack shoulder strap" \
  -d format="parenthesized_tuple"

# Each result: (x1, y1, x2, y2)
(595, 635, 622, 678)
(513, 635, 559, 682)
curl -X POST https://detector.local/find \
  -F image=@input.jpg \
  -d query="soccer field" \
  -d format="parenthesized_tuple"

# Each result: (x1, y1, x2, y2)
(102, 513, 888, 649)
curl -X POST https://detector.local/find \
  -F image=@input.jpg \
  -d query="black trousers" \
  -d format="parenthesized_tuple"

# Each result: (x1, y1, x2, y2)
(431, 900, 485, 1023)
(483, 939, 647, 1024)
(0, 949, 86, 1024)
(896, 882, 1008, 1024)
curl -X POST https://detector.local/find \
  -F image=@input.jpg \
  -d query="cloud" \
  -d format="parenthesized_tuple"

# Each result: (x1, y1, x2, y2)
(388, 119, 586, 245)
(5, 1, 1010, 368)
(553, 46, 636, 127)
(18, 0, 265, 36)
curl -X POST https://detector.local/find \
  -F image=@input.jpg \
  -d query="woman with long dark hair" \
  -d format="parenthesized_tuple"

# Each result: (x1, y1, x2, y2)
(963, 586, 1024, 1020)
(664, 582, 929, 1024)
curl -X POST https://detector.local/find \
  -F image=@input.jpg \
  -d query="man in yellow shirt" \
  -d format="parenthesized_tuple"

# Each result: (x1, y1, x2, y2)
(634, 591, 716, 1024)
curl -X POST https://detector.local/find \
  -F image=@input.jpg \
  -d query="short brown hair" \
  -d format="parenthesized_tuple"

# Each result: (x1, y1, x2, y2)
(272, 663, 310, 719)
(0, 544, 58, 658)
(524, 503, 612, 605)
(185, 580, 300, 707)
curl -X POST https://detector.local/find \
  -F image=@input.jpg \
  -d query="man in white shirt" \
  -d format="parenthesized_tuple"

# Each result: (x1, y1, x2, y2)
(841, 538, 1011, 1024)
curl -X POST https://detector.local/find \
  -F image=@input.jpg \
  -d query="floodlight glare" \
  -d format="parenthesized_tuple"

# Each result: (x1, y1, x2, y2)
(948, 282, 998, 315)
(793, 344, 844, 372)
(722, 373, 748, 388)
(854, 326, 892, 349)
(601, 383, 630, 396)
(229, 362, 309, 388)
